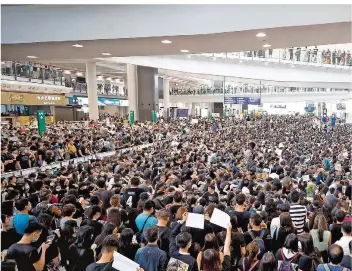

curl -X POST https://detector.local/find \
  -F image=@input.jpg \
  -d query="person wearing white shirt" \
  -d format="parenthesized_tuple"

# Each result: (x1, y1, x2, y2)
(335, 222, 352, 256)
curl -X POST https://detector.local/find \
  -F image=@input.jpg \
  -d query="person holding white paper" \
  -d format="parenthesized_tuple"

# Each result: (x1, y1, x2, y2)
(199, 223, 232, 271)
(87, 234, 144, 271)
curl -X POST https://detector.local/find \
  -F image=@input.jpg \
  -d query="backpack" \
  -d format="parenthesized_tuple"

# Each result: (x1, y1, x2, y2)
(278, 249, 300, 271)
(322, 264, 347, 271)
(248, 230, 266, 256)
(31, 202, 53, 217)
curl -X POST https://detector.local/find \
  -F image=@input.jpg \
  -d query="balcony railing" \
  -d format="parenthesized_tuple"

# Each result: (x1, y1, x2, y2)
(1, 61, 127, 97)
(193, 47, 352, 69)
(170, 86, 350, 96)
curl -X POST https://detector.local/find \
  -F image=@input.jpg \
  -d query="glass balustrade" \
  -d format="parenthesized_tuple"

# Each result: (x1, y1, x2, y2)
(170, 86, 350, 96)
(194, 47, 352, 69)
(1, 61, 127, 97)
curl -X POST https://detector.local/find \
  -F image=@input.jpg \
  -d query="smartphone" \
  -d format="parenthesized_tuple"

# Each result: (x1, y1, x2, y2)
(46, 235, 55, 244)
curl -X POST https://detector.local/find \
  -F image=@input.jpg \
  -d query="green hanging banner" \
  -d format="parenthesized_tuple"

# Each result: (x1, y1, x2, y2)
(129, 110, 135, 125)
(37, 110, 46, 136)
(152, 110, 157, 123)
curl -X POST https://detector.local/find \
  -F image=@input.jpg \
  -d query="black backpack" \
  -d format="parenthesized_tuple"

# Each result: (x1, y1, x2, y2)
(31, 202, 53, 217)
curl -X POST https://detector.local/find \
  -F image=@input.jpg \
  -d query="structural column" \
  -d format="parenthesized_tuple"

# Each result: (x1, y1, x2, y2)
(127, 64, 138, 121)
(137, 66, 159, 122)
(86, 62, 99, 120)
(163, 79, 170, 119)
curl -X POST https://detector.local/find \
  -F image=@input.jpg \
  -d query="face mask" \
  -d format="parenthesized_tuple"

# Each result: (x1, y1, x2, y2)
(32, 234, 40, 243)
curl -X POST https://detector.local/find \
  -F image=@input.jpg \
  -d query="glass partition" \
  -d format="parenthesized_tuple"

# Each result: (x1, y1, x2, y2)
(194, 47, 352, 69)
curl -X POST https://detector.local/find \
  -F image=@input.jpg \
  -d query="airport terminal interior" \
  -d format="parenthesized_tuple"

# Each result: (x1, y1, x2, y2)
(1, 4, 352, 271)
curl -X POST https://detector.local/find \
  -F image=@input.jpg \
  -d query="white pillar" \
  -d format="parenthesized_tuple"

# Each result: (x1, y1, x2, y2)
(191, 103, 196, 116)
(86, 62, 99, 120)
(163, 79, 170, 118)
(127, 64, 138, 120)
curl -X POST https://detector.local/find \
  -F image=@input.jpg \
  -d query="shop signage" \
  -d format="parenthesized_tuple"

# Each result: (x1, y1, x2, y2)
(1, 92, 66, 106)
(98, 98, 120, 106)
(224, 97, 261, 105)
(1, 81, 70, 94)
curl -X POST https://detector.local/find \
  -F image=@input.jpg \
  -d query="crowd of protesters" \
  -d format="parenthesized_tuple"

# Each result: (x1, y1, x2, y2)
(1, 115, 351, 271)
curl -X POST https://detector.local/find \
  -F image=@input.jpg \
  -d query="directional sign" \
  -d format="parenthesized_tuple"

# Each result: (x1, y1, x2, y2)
(224, 97, 261, 105)
(37, 110, 46, 136)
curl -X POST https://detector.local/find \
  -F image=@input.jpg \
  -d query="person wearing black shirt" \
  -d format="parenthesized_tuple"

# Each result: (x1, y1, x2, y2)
(80, 206, 103, 241)
(169, 191, 183, 219)
(1, 214, 21, 251)
(78, 141, 90, 157)
(202, 184, 219, 204)
(119, 228, 140, 261)
(330, 209, 345, 244)
(123, 177, 144, 209)
(169, 213, 198, 271)
(16, 148, 31, 170)
(244, 213, 271, 253)
(6, 222, 51, 271)
(1, 146, 16, 172)
(86, 235, 124, 271)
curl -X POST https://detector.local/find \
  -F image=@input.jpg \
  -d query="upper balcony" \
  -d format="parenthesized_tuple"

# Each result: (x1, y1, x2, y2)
(1, 61, 127, 98)
(186, 45, 352, 71)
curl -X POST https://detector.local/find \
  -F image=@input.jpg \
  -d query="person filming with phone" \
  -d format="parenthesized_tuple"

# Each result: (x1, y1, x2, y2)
(6, 222, 53, 271)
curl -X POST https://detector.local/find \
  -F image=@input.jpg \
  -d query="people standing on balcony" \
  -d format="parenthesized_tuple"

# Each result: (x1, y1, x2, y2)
(332, 49, 337, 65)
(340, 51, 346, 66)
(326, 49, 331, 64)
(312, 46, 318, 63)
(289, 47, 294, 60)
(346, 50, 351, 66)
(336, 50, 341, 65)
(295, 47, 301, 62)
(269, 49, 273, 58)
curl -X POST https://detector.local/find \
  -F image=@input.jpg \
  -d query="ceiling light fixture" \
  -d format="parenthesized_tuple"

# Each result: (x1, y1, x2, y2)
(180, 49, 189, 53)
(76, 72, 83, 77)
(291, 65, 295, 68)
(72, 44, 83, 48)
(187, 55, 191, 59)
(256, 32, 266, 37)
(107, 77, 112, 81)
(64, 70, 71, 74)
(102, 52, 111, 56)
(27, 56, 37, 59)
(263, 44, 271, 48)
(161, 40, 172, 44)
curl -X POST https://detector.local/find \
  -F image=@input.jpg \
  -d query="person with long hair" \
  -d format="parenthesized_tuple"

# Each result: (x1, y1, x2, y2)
(197, 233, 224, 270)
(275, 233, 301, 269)
(310, 214, 331, 262)
(298, 234, 322, 271)
(68, 225, 95, 271)
(272, 212, 296, 253)
(200, 223, 232, 271)
(237, 242, 260, 271)
(259, 252, 277, 271)
(106, 195, 121, 216)
(93, 223, 118, 257)
(58, 220, 78, 269)
(119, 228, 140, 260)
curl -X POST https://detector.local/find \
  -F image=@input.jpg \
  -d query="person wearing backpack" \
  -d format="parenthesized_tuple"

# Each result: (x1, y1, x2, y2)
(31, 189, 61, 218)
(316, 244, 351, 271)
(275, 233, 301, 271)
(244, 213, 270, 257)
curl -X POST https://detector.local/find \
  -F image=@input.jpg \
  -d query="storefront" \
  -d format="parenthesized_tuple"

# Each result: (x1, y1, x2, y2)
(68, 96, 129, 116)
(1, 91, 67, 125)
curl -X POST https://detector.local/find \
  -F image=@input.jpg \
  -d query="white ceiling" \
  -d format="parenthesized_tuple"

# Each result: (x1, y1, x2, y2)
(2, 22, 351, 62)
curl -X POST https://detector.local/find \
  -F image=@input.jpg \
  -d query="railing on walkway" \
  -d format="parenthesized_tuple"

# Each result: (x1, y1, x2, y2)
(191, 47, 352, 69)
(170, 87, 351, 96)
(1, 61, 127, 97)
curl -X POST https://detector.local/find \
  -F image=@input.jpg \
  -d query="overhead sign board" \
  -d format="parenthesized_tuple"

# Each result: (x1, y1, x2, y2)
(224, 97, 261, 105)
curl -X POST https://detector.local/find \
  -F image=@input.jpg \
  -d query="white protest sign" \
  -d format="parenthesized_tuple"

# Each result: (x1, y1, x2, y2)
(302, 175, 310, 182)
(186, 213, 204, 229)
(112, 251, 140, 271)
(210, 208, 230, 229)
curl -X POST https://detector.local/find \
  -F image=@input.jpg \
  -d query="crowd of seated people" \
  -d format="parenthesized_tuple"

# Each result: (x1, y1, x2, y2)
(1, 115, 351, 271)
